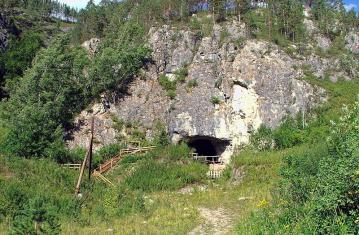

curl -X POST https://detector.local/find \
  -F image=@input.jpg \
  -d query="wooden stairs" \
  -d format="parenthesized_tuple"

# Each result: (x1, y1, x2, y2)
(92, 146, 155, 185)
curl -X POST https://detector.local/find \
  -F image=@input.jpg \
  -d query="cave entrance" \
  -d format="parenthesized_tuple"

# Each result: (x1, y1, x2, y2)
(187, 136, 229, 163)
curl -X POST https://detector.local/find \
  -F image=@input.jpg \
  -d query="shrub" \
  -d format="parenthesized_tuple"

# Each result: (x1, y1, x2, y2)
(210, 96, 221, 105)
(327, 36, 346, 57)
(187, 79, 198, 90)
(220, 29, 230, 44)
(189, 17, 201, 31)
(273, 117, 305, 149)
(240, 99, 359, 234)
(250, 125, 274, 151)
(174, 67, 188, 83)
(163, 142, 191, 161)
(166, 90, 176, 99)
(111, 115, 125, 132)
(158, 74, 176, 91)
(94, 143, 123, 166)
(10, 196, 61, 235)
(235, 38, 246, 48)
(152, 122, 169, 147)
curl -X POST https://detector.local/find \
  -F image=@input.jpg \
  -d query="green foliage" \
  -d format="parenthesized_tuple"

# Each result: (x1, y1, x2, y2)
(158, 74, 178, 99)
(166, 90, 177, 99)
(111, 115, 125, 132)
(89, 44, 151, 96)
(123, 143, 206, 192)
(152, 122, 169, 147)
(272, 117, 305, 149)
(251, 115, 309, 151)
(124, 160, 206, 192)
(99, 186, 145, 219)
(174, 67, 188, 83)
(187, 79, 198, 90)
(10, 196, 61, 235)
(238, 98, 359, 234)
(340, 53, 358, 78)
(210, 96, 221, 105)
(0, 0, 77, 18)
(3, 31, 44, 80)
(327, 36, 347, 57)
(0, 19, 150, 160)
(219, 28, 230, 44)
(0, 35, 89, 159)
(189, 17, 201, 31)
(158, 74, 176, 92)
(93, 143, 124, 167)
(250, 125, 274, 151)
(0, 156, 82, 232)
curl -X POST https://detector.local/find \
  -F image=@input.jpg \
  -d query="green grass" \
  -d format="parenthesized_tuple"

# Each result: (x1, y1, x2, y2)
(302, 76, 359, 120)
(0, 141, 300, 234)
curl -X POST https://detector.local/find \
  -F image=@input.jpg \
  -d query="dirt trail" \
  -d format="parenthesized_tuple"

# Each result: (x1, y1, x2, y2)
(188, 207, 233, 235)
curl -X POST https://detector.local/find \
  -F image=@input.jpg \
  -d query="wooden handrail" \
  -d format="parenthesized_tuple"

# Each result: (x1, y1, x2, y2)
(93, 146, 156, 176)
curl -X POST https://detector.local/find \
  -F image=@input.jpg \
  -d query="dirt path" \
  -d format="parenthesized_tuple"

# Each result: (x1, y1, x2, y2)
(188, 207, 233, 235)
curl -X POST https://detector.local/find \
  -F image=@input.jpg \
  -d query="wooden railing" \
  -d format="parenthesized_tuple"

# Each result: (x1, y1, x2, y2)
(192, 153, 222, 164)
(62, 163, 81, 170)
(92, 146, 155, 185)
(207, 170, 223, 179)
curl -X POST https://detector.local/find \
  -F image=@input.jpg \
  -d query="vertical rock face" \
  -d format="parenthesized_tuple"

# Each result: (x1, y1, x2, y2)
(345, 32, 359, 54)
(69, 22, 326, 163)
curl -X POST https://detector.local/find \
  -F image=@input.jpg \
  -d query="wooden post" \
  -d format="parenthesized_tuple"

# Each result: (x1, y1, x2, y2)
(88, 117, 94, 181)
(75, 116, 95, 195)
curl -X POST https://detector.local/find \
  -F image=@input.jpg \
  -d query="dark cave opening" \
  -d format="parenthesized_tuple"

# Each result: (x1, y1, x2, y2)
(187, 136, 230, 163)
(189, 138, 218, 156)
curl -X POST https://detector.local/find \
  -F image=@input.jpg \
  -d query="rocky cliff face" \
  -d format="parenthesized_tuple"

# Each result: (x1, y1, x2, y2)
(69, 18, 332, 163)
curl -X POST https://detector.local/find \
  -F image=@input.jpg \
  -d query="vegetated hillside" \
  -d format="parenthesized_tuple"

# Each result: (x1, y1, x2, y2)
(0, 0, 358, 234)
(0, 0, 77, 99)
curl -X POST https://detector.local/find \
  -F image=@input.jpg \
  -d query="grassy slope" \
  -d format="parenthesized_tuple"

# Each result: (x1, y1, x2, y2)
(0, 145, 296, 234)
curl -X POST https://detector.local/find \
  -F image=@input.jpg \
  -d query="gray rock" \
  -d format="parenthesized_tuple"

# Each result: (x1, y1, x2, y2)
(69, 23, 327, 163)
(82, 38, 100, 55)
(315, 35, 331, 51)
(345, 32, 359, 54)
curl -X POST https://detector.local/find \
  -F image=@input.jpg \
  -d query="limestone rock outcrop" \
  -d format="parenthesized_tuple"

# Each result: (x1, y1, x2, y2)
(69, 21, 327, 163)
(345, 32, 359, 54)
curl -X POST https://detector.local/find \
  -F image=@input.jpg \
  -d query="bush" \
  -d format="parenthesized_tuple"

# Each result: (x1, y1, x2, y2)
(152, 122, 169, 147)
(111, 115, 125, 132)
(240, 99, 359, 234)
(220, 29, 230, 44)
(187, 79, 198, 90)
(166, 90, 176, 99)
(189, 17, 201, 31)
(10, 196, 61, 235)
(158, 74, 176, 91)
(94, 143, 123, 166)
(250, 125, 274, 151)
(272, 117, 305, 149)
(174, 67, 188, 83)
(210, 96, 221, 105)
(163, 142, 191, 161)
